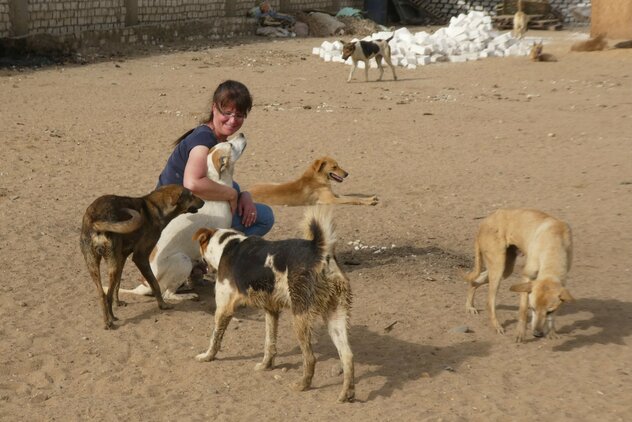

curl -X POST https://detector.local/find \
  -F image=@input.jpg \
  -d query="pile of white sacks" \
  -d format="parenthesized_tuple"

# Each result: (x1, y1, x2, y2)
(312, 11, 532, 69)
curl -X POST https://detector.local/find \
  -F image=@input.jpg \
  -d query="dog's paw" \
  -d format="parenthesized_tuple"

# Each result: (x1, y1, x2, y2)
(337, 387, 355, 403)
(366, 195, 379, 206)
(291, 380, 310, 392)
(515, 332, 526, 343)
(195, 353, 214, 362)
(158, 302, 174, 310)
(254, 362, 273, 371)
(546, 331, 560, 340)
(494, 325, 505, 335)
(466, 306, 479, 315)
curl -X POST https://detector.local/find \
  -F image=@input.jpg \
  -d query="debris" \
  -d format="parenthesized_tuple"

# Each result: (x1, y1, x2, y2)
(384, 320, 398, 332)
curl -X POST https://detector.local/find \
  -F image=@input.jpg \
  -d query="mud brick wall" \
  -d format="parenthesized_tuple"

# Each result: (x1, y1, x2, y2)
(0, 0, 591, 41)
(0, 1, 9, 36)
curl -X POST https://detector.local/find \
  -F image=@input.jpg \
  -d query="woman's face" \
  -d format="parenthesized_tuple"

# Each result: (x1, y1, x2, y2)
(212, 102, 246, 140)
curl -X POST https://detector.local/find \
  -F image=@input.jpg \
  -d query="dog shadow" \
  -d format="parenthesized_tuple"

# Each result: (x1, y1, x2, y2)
(280, 325, 491, 401)
(551, 297, 632, 351)
(487, 298, 632, 350)
(338, 245, 468, 273)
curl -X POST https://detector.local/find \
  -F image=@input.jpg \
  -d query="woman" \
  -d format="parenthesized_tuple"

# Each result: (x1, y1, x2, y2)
(157, 80, 274, 236)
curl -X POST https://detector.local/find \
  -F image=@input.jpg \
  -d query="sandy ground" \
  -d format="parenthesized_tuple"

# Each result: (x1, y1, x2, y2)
(1, 28, 631, 421)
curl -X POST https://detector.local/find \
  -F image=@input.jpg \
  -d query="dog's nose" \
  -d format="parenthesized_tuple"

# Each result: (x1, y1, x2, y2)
(533, 330, 544, 338)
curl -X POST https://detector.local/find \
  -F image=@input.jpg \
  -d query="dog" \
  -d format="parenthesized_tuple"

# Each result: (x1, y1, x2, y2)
(529, 41, 556, 62)
(80, 185, 204, 329)
(249, 156, 378, 206)
(571, 33, 607, 52)
(341, 36, 397, 83)
(120, 134, 246, 302)
(193, 206, 355, 403)
(512, 0, 528, 39)
(463, 208, 575, 342)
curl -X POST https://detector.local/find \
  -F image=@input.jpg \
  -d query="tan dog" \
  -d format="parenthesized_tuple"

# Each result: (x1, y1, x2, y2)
(464, 208, 575, 342)
(79, 185, 204, 329)
(571, 33, 607, 52)
(193, 206, 355, 402)
(529, 41, 556, 62)
(513, 0, 528, 39)
(249, 156, 378, 206)
(340, 36, 397, 83)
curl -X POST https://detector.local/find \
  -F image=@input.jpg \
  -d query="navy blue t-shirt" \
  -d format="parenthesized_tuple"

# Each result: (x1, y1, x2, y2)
(157, 125, 218, 188)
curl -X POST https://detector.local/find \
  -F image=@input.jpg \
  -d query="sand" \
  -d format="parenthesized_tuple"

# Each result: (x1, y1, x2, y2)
(1, 29, 631, 421)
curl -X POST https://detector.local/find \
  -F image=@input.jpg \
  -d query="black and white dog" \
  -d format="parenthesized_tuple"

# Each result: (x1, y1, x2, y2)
(193, 206, 355, 403)
(341, 36, 397, 82)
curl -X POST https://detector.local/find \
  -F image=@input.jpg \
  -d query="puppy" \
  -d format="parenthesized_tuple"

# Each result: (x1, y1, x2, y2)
(513, 0, 528, 39)
(529, 41, 556, 62)
(571, 33, 607, 52)
(464, 208, 574, 342)
(80, 185, 204, 329)
(120, 134, 246, 301)
(249, 156, 378, 206)
(341, 36, 397, 82)
(193, 206, 355, 403)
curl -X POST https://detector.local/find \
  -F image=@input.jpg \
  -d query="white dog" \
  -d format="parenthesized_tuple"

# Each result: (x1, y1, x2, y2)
(120, 134, 246, 301)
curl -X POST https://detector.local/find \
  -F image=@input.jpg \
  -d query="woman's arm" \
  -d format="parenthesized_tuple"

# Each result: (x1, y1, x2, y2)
(183, 145, 238, 212)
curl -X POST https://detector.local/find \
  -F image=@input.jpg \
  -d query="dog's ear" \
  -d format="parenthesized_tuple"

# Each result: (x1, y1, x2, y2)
(193, 228, 215, 248)
(218, 155, 230, 176)
(311, 158, 327, 173)
(559, 288, 575, 303)
(509, 281, 533, 293)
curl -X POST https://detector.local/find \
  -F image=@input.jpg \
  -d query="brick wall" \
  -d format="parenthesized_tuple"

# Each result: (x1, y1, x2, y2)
(0, 0, 590, 41)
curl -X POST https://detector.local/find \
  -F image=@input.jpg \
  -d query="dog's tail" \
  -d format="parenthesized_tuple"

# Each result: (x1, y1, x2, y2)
(92, 208, 143, 234)
(463, 238, 483, 284)
(303, 206, 337, 262)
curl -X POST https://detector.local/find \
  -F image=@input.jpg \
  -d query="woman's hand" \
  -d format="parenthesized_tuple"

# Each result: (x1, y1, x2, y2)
(237, 191, 256, 227)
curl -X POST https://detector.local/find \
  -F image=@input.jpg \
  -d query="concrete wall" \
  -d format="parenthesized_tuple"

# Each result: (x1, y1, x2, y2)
(591, 0, 632, 38)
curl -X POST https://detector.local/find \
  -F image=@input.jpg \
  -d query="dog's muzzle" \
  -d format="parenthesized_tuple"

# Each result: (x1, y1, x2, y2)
(329, 172, 346, 183)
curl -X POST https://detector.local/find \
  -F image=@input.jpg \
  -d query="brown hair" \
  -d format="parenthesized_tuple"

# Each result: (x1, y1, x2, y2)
(173, 80, 253, 145)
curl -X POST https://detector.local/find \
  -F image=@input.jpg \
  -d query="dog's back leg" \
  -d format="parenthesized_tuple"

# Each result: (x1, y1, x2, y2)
(327, 306, 355, 403)
(376, 54, 385, 81)
(255, 310, 280, 371)
(485, 248, 508, 335)
(83, 250, 113, 329)
(104, 254, 126, 326)
(291, 313, 316, 392)
(383, 54, 397, 81)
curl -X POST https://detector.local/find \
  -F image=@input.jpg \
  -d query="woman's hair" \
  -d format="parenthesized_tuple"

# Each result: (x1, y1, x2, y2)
(173, 80, 253, 145)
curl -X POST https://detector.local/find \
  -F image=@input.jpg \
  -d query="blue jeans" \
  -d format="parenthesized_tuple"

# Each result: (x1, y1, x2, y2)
(232, 203, 274, 236)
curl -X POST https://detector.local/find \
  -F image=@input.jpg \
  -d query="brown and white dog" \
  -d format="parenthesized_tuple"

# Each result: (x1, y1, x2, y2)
(193, 206, 355, 403)
(249, 156, 378, 206)
(464, 208, 575, 342)
(80, 185, 204, 329)
(120, 134, 246, 302)
(341, 36, 397, 83)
